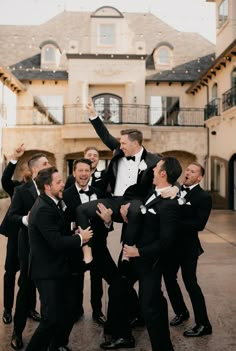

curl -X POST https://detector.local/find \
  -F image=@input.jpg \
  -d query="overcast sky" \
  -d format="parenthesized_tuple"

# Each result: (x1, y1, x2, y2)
(0, 0, 216, 43)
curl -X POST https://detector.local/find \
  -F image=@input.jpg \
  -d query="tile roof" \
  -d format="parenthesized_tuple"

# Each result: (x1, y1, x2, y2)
(146, 53, 215, 82)
(0, 9, 215, 70)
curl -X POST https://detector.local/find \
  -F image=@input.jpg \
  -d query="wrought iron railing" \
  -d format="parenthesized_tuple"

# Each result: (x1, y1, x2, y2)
(204, 98, 221, 120)
(5, 104, 205, 127)
(222, 86, 236, 112)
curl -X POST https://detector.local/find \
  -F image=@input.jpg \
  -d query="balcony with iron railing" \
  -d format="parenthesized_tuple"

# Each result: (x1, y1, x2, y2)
(222, 86, 236, 112)
(2, 104, 206, 127)
(204, 98, 221, 121)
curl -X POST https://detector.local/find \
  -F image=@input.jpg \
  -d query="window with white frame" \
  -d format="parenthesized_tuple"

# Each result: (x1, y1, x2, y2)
(43, 45, 56, 63)
(218, 0, 228, 29)
(157, 47, 170, 64)
(98, 24, 115, 46)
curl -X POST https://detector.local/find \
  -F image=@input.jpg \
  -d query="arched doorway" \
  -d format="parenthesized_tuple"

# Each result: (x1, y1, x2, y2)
(92, 93, 122, 123)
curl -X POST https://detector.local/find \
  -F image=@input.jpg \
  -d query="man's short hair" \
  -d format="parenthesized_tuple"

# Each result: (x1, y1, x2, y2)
(27, 153, 47, 170)
(35, 166, 58, 194)
(120, 129, 143, 145)
(160, 156, 182, 184)
(191, 162, 205, 177)
(73, 158, 92, 171)
(84, 146, 99, 155)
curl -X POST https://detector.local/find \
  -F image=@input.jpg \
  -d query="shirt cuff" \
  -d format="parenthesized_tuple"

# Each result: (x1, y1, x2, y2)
(89, 115, 101, 121)
(78, 234, 83, 246)
(22, 215, 28, 227)
(104, 221, 112, 229)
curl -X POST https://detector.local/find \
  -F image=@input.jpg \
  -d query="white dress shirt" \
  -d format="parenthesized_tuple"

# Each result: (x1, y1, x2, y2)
(114, 147, 143, 196)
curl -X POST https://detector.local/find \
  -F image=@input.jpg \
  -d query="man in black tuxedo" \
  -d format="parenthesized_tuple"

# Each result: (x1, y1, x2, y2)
(163, 162, 212, 337)
(77, 101, 161, 248)
(64, 147, 108, 325)
(64, 146, 107, 197)
(0, 144, 30, 325)
(8, 153, 51, 350)
(123, 156, 182, 351)
(63, 158, 119, 325)
(25, 166, 93, 351)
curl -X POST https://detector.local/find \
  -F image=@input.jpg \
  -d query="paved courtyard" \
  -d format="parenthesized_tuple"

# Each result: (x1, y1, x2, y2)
(0, 198, 235, 351)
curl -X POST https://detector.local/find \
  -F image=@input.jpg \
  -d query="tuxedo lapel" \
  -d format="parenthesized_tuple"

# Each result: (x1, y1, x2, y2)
(41, 194, 65, 219)
(146, 195, 162, 208)
(28, 181, 38, 202)
(70, 184, 82, 205)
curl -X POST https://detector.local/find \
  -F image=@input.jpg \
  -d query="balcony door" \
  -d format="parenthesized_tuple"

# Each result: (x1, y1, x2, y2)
(92, 94, 122, 123)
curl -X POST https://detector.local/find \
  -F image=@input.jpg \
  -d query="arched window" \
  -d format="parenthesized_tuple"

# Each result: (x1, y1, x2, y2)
(212, 83, 218, 99)
(44, 45, 56, 62)
(92, 94, 122, 123)
(231, 68, 236, 87)
(153, 43, 173, 70)
(40, 40, 61, 68)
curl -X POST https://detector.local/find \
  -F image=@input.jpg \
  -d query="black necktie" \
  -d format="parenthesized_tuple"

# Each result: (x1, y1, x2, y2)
(57, 200, 63, 211)
(181, 185, 190, 193)
(126, 156, 135, 161)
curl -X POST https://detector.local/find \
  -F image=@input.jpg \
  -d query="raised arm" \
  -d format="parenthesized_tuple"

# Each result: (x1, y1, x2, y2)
(86, 102, 119, 151)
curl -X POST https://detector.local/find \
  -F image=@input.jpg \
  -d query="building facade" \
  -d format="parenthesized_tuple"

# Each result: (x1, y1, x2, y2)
(0, 2, 235, 209)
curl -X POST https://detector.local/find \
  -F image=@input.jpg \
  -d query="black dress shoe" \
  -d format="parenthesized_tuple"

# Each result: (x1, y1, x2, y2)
(183, 324, 212, 337)
(100, 336, 135, 349)
(2, 309, 12, 324)
(170, 310, 190, 326)
(28, 309, 41, 322)
(11, 331, 23, 350)
(93, 312, 106, 325)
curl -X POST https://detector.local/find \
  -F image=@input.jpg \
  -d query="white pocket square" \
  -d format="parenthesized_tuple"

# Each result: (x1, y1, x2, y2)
(148, 208, 157, 214)
(186, 202, 191, 205)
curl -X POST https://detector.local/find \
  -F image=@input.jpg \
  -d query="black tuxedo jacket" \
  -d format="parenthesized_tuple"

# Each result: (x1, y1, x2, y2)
(178, 184, 212, 254)
(135, 192, 180, 274)
(0, 162, 22, 237)
(28, 194, 82, 280)
(8, 180, 38, 260)
(90, 117, 160, 199)
(1, 161, 21, 198)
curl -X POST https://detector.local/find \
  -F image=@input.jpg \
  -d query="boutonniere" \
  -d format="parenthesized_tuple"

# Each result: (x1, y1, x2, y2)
(138, 159, 147, 173)
(177, 197, 186, 206)
(140, 204, 147, 214)
(94, 171, 101, 179)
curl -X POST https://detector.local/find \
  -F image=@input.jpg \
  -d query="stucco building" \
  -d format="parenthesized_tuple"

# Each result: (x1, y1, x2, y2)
(0, 1, 235, 209)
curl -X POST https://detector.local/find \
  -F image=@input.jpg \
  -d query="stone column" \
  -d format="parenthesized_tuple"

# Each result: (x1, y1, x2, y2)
(55, 153, 66, 181)
(197, 154, 208, 189)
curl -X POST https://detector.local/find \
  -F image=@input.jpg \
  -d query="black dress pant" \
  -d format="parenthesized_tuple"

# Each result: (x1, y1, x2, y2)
(137, 260, 174, 351)
(14, 233, 37, 334)
(4, 230, 20, 311)
(25, 278, 75, 351)
(163, 246, 211, 326)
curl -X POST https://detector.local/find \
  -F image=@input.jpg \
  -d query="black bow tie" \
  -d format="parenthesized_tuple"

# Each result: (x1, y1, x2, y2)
(181, 185, 190, 193)
(126, 156, 135, 161)
(79, 189, 91, 196)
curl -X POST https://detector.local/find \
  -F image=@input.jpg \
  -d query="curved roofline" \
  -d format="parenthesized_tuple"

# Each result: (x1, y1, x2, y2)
(155, 42, 174, 50)
(39, 40, 61, 53)
(91, 6, 124, 18)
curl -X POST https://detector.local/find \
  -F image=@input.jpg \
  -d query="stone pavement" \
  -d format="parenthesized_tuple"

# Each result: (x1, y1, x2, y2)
(0, 198, 235, 351)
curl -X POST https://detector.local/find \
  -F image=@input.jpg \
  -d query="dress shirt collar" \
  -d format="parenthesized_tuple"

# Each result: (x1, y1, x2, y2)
(75, 182, 90, 194)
